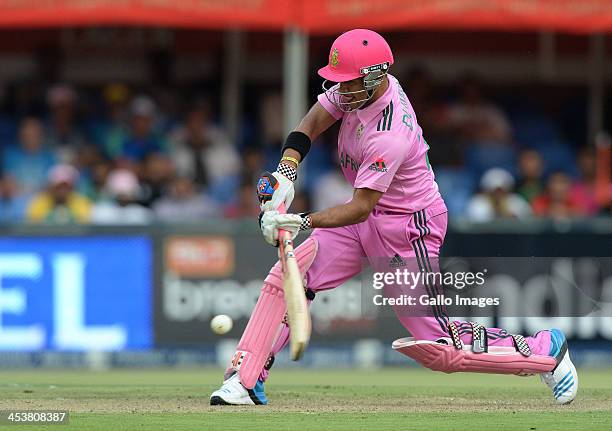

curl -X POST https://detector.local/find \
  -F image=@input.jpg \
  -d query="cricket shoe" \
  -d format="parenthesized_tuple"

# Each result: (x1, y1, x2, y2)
(540, 329, 578, 405)
(210, 372, 268, 405)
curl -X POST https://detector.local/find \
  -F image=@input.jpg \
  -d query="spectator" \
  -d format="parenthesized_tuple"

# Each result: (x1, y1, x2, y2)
(532, 171, 587, 219)
(404, 66, 434, 120)
(154, 177, 219, 222)
(2, 117, 57, 195)
(91, 169, 152, 225)
(259, 93, 284, 166)
(45, 84, 85, 163)
(169, 101, 239, 191)
(224, 180, 260, 219)
(569, 148, 600, 216)
(0, 175, 29, 223)
(139, 152, 174, 207)
(259, 92, 285, 154)
(99, 83, 130, 155)
(402, 66, 460, 167)
(26, 164, 91, 224)
(465, 168, 532, 222)
(82, 159, 113, 202)
(445, 75, 512, 145)
(114, 95, 166, 162)
(73, 144, 105, 198)
(516, 149, 545, 204)
(242, 148, 265, 185)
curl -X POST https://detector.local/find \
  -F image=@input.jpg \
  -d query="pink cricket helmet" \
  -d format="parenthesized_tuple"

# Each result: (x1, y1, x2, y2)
(318, 29, 394, 112)
(318, 29, 394, 82)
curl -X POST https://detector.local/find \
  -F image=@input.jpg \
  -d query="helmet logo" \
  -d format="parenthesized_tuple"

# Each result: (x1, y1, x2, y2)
(330, 48, 339, 69)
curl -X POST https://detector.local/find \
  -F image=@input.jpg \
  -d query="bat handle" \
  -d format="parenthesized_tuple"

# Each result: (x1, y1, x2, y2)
(277, 203, 290, 243)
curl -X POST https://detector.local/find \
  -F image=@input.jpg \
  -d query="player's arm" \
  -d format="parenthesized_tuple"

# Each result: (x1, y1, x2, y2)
(260, 188, 382, 246)
(307, 133, 405, 228)
(309, 188, 383, 228)
(258, 102, 337, 212)
(280, 102, 339, 167)
(261, 131, 403, 244)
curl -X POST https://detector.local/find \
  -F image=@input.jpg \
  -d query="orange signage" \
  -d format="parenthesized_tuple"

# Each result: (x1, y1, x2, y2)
(165, 236, 234, 277)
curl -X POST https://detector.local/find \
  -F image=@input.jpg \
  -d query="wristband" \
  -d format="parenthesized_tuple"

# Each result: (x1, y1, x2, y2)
(299, 213, 312, 231)
(276, 162, 297, 182)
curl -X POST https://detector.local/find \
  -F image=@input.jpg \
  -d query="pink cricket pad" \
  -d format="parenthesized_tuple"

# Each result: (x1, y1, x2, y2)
(393, 337, 556, 376)
(229, 237, 318, 389)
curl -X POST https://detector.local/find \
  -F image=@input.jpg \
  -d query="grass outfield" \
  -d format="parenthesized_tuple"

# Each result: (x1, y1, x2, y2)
(0, 368, 611, 430)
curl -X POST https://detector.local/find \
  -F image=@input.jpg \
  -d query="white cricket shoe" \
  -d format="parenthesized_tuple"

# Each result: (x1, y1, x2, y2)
(210, 372, 268, 405)
(540, 329, 578, 405)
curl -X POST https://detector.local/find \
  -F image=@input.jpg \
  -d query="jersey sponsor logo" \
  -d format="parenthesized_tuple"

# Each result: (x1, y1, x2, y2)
(339, 151, 360, 172)
(368, 157, 388, 173)
(359, 62, 390, 75)
(376, 101, 394, 131)
(330, 48, 339, 68)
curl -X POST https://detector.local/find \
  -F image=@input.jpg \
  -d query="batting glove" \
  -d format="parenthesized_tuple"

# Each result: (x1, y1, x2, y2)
(257, 171, 295, 212)
(259, 210, 311, 247)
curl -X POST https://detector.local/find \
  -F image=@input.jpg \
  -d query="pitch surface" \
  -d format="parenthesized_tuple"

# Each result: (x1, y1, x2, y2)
(1, 368, 610, 430)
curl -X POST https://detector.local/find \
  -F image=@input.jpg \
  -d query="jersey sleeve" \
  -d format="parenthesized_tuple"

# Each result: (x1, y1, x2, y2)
(317, 89, 344, 121)
(354, 134, 406, 193)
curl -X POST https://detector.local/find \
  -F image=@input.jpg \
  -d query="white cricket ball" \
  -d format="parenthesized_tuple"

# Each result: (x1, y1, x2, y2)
(210, 314, 233, 335)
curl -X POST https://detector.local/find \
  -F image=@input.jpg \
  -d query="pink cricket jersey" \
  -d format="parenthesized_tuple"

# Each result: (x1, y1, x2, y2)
(317, 74, 444, 214)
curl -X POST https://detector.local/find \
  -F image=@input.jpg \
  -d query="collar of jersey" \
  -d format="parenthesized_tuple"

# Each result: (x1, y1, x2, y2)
(355, 74, 395, 126)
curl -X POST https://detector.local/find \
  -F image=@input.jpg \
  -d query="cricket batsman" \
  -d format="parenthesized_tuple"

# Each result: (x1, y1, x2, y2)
(210, 29, 578, 406)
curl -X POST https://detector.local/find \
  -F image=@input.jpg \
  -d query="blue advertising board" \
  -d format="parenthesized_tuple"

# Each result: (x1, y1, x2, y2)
(0, 236, 152, 351)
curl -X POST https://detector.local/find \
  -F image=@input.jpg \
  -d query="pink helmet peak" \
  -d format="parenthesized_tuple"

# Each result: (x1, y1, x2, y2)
(318, 29, 394, 83)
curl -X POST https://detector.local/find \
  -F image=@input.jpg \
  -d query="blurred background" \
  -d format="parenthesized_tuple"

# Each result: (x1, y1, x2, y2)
(0, 1, 610, 370)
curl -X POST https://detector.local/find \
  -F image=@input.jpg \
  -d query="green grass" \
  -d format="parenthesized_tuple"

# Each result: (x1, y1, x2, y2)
(0, 368, 611, 430)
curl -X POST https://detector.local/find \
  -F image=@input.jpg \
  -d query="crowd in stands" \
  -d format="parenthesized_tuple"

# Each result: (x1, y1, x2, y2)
(0, 83, 262, 225)
(408, 69, 610, 222)
(0, 74, 609, 226)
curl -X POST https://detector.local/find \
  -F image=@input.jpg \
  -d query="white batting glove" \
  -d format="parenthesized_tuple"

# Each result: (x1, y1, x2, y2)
(257, 171, 295, 212)
(260, 210, 304, 247)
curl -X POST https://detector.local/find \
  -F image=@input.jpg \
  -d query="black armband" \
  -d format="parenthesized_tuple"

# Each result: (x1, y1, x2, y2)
(282, 131, 312, 160)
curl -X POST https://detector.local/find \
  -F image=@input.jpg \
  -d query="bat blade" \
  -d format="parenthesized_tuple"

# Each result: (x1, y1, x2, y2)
(278, 229, 311, 361)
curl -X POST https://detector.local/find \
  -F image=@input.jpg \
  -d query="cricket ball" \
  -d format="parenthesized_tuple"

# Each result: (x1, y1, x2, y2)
(210, 314, 233, 335)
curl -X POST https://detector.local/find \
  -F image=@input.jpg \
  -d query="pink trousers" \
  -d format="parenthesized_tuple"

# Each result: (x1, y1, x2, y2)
(257, 200, 550, 382)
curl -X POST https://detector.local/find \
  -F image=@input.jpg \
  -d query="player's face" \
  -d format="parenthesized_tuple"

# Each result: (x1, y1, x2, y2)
(338, 78, 367, 109)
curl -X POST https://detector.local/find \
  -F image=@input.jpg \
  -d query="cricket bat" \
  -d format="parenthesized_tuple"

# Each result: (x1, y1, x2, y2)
(278, 204, 311, 360)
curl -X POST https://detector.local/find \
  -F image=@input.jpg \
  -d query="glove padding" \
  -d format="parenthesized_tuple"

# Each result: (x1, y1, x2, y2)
(257, 171, 295, 212)
(260, 210, 303, 247)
